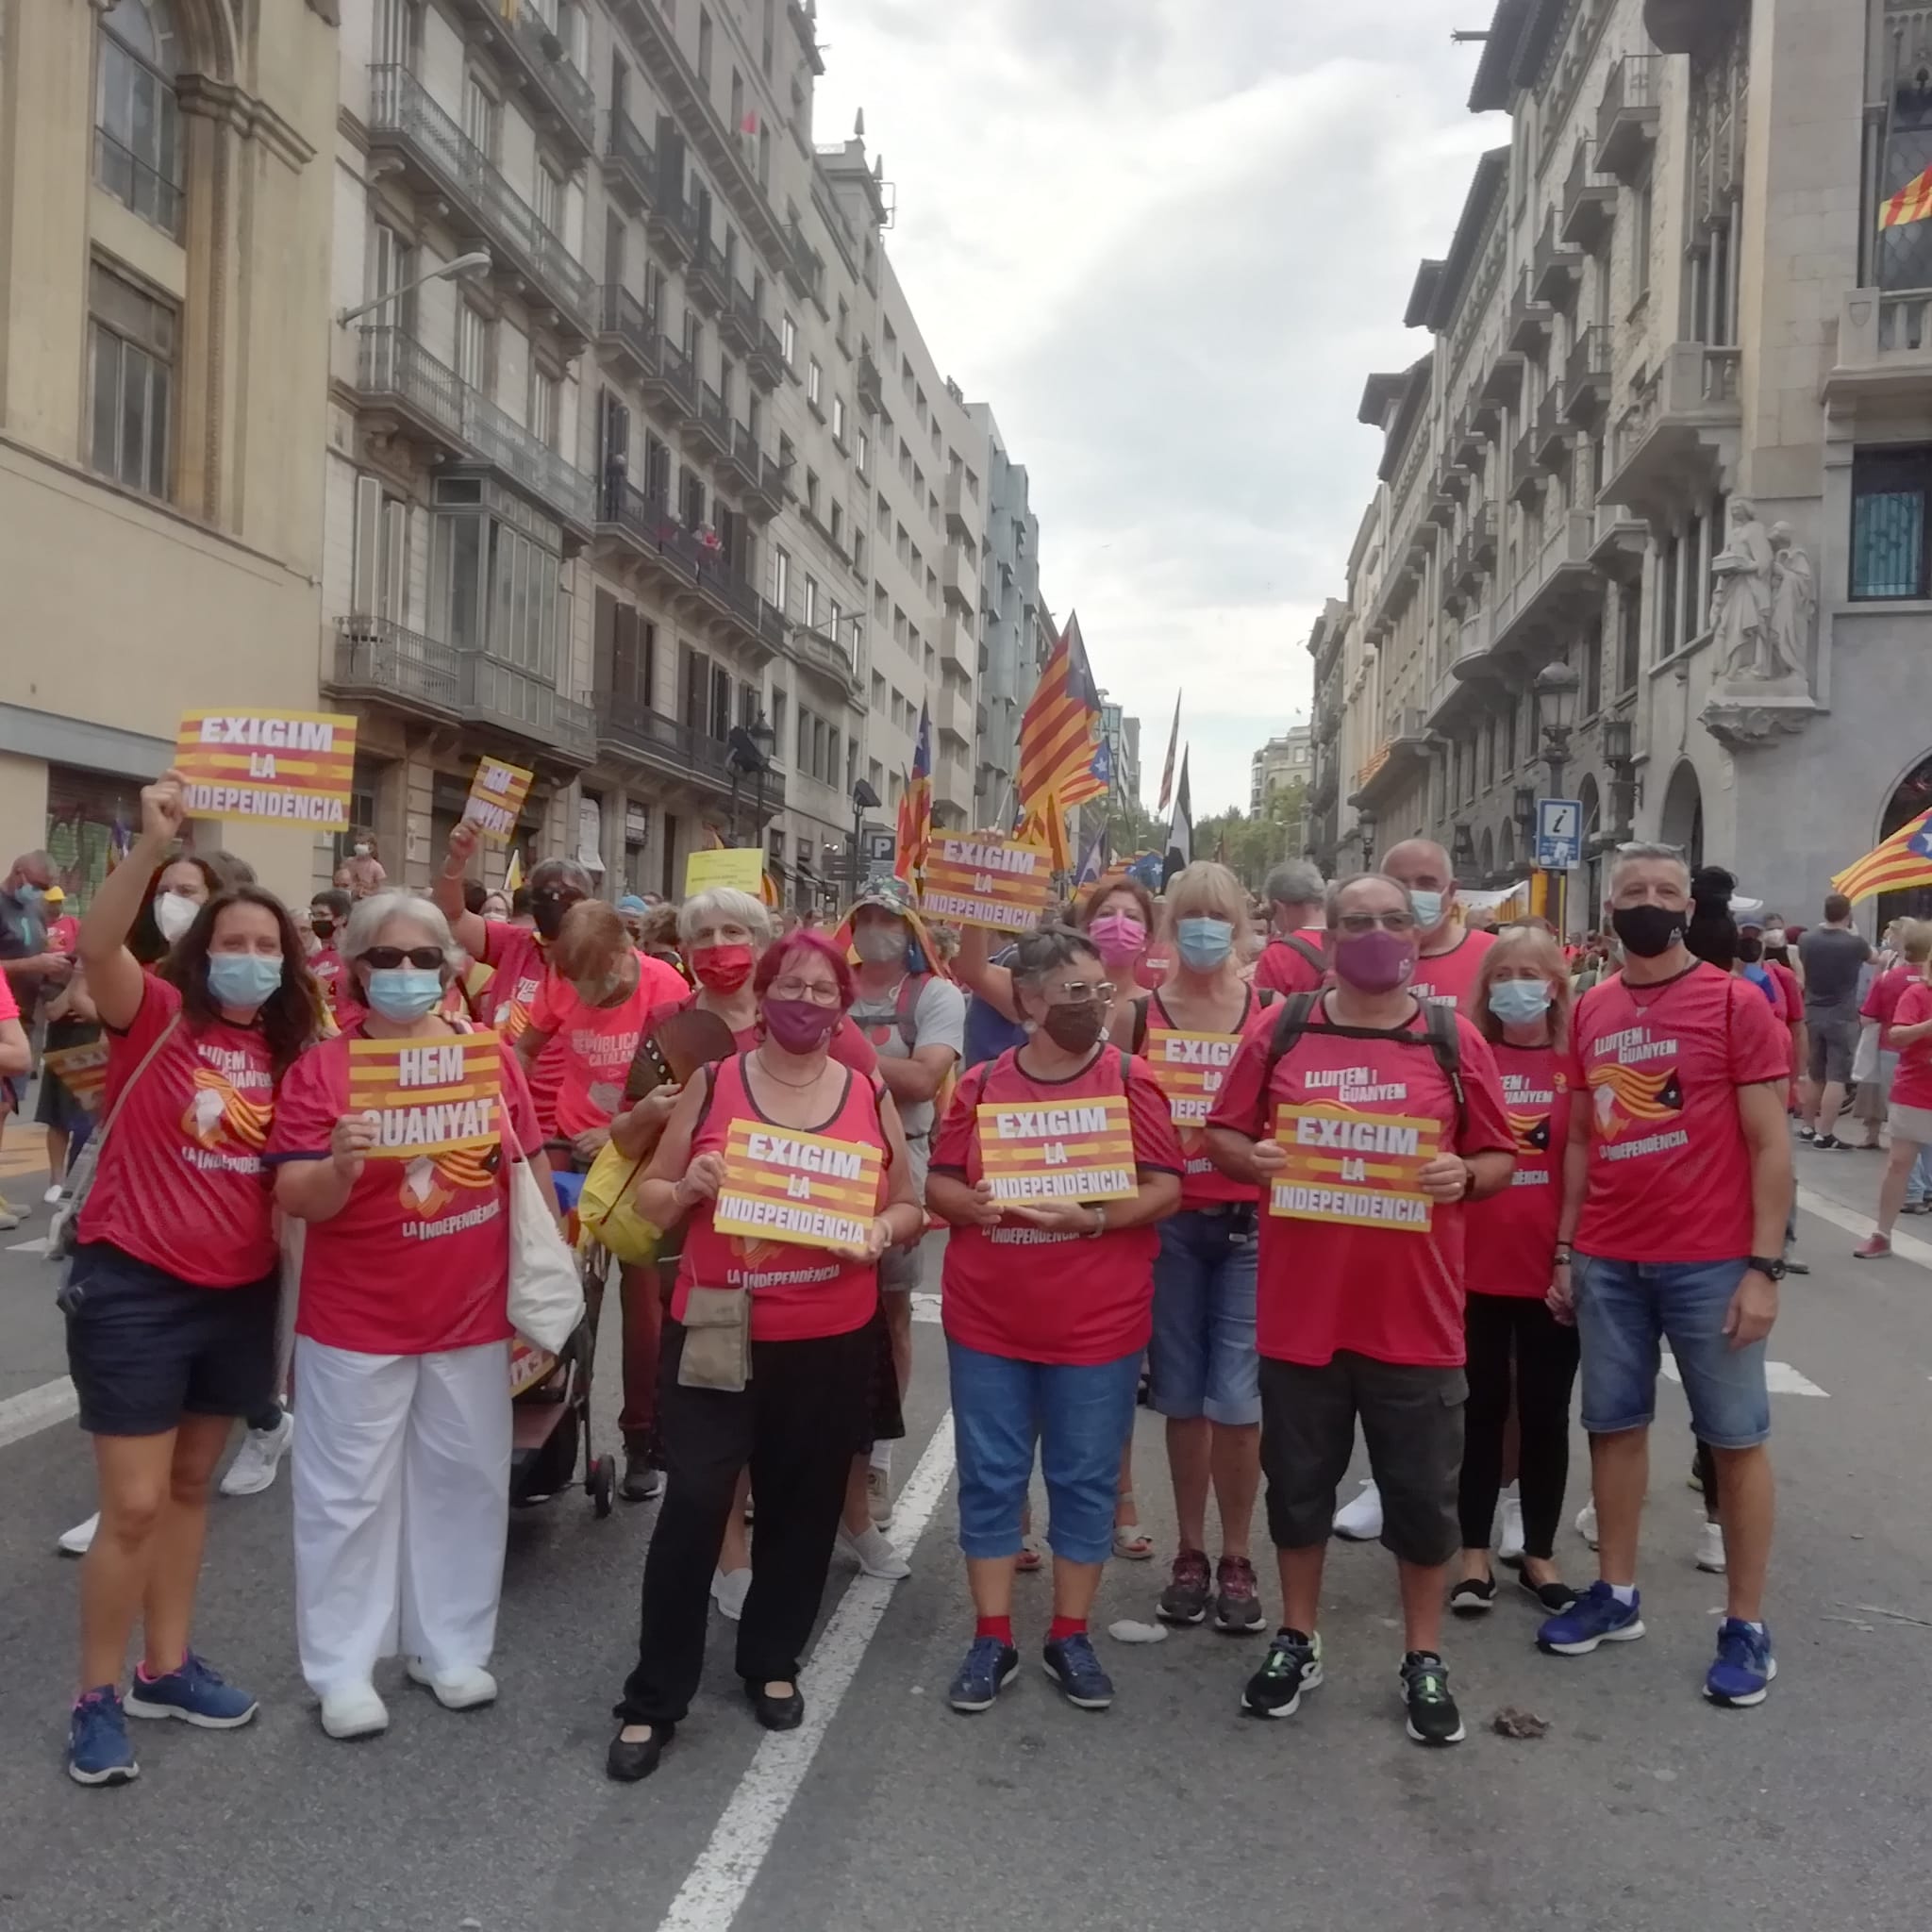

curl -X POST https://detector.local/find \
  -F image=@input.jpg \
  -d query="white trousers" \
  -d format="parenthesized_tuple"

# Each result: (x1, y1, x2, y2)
(292, 1337, 511, 1697)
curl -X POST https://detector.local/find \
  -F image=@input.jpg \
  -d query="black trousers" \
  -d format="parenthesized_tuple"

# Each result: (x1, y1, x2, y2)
(1457, 1293, 1580, 1561)
(615, 1318, 873, 1727)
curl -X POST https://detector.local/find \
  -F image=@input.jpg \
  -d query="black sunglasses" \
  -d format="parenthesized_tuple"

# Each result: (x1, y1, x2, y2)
(360, 946, 445, 972)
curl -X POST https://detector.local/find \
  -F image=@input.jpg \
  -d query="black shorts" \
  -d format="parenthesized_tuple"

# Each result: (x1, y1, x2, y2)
(1258, 1353, 1467, 1566)
(63, 1241, 278, 1438)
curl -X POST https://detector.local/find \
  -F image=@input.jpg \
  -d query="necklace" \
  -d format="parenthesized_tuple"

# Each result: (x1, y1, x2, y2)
(754, 1048, 823, 1090)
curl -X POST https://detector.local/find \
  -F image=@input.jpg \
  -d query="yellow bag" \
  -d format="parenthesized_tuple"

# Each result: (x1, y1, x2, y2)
(575, 1140, 661, 1268)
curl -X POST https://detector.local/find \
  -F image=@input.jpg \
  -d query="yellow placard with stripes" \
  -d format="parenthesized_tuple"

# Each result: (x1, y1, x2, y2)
(1271, 1103, 1437, 1231)
(174, 708, 358, 831)
(42, 1041, 112, 1114)
(920, 832, 1054, 932)
(462, 756, 534, 842)
(347, 1030, 502, 1158)
(711, 1121, 883, 1251)
(1144, 1027, 1244, 1127)
(975, 1093, 1137, 1204)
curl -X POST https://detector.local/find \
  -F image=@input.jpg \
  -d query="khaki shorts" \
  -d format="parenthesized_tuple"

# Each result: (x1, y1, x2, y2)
(1889, 1101, 1932, 1145)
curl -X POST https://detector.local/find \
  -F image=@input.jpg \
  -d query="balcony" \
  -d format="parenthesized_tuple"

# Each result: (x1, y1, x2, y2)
(1564, 324, 1611, 422)
(721, 423, 782, 515)
(1531, 208, 1582, 306)
(858, 347, 884, 414)
(326, 617, 461, 723)
(1533, 383, 1573, 469)
(460, 649, 596, 765)
(1509, 423, 1545, 506)
(782, 220, 824, 303)
(686, 232, 729, 317)
(452, 0, 594, 161)
(942, 542, 975, 613)
(1349, 708, 1432, 811)
(645, 150, 700, 265)
(604, 107, 657, 215)
(933, 681, 973, 745)
(746, 316, 785, 391)
(639, 333, 698, 416)
(458, 379, 595, 534)
(1507, 266, 1555, 355)
(366, 67, 591, 343)
(941, 609, 974, 675)
(1560, 140, 1617, 251)
(791, 625, 862, 699)
(596, 691, 741, 795)
(719, 277, 759, 355)
(1602, 341, 1741, 520)
(1489, 510, 1601, 668)
(1453, 408, 1486, 469)
(1824, 288, 1932, 413)
(683, 378, 733, 460)
(1452, 505, 1497, 595)
(1596, 55, 1661, 184)
(594, 285, 662, 382)
(1480, 343, 1527, 410)
(352, 326, 469, 458)
(944, 471, 974, 537)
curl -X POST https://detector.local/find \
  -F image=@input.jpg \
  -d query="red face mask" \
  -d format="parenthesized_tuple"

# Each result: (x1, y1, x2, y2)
(691, 943, 755, 993)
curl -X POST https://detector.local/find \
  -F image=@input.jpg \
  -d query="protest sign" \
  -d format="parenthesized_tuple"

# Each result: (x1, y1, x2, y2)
(1270, 1102, 1438, 1230)
(711, 1120, 884, 1252)
(347, 1031, 503, 1158)
(975, 1092, 1138, 1204)
(919, 832, 1054, 932)
(461, 757, 534, 842)
(684, 847, 766, 898)
(174, 710, 358, 831)
(1143, 1026, 1244, 1126)
(42, 1041, 111, 1114)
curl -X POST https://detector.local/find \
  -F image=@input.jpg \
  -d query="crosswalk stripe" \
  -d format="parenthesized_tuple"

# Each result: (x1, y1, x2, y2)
(1659, 1351, 1827, 1398)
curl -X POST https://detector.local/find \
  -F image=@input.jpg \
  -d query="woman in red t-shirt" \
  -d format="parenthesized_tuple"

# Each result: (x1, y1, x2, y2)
(1860, 937, 1932, 1257)
(271, 890, 542, 1743)
(1456, 928, 1580, 1616)
(62, 771, 320, 1787)
(606, 931, 923, 1784)
(928, 924, 1184, 1716)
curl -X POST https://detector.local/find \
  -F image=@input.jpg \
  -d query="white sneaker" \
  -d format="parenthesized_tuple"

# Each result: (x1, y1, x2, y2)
(1696, 1521, 1727, 1574)
(320, 1683, 390, 1740)
(866, 1461, 894, 1528)
(1574, 1502, 1599, 1549)
(839, 1523, 910, 1580)
(42, 1184, 64, 1206)
(712, 1566, 753, 1621)
(1333, 1479, 1383, 1541)
(1497, 1488, 1525, 1564)
(57, 1512, 99, 1557)
(219, 1409, 293, 1497)
(405, 1659, 497, 1709)
(0, 1207, 20, 1232)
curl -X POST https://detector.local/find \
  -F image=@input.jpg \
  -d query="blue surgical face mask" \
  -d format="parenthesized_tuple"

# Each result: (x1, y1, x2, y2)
(1175, 916, 1235, 971)
(16, 883, 44, 907)
(1487, 978, 1553, 1025)
(207, 952, 284, 1010)
(364, 967, 445, 1022)
(1408, 889, 1445, 930)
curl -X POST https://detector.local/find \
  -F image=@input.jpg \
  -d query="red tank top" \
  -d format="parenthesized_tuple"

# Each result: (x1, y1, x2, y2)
(1143, 986, 1272, 1208)
(674, 1053, 888, 1342)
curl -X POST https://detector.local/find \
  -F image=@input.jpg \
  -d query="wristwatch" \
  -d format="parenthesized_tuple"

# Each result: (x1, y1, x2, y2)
(1746, 1256, 1788, 1281)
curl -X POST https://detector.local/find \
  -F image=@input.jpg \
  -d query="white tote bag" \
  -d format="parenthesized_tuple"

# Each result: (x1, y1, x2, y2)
(506, 1158, 585, 1353)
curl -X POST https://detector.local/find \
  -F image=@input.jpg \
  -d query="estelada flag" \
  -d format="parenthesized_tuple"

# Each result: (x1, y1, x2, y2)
(1883, 164, 1932, 229)
(1831, 808, 1932, 905)
(1018, 613, 1108, 813)
(894, 702, 933, 888)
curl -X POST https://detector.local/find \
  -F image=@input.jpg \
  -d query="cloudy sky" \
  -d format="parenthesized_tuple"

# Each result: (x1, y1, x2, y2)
(815, 0, 1504, 815)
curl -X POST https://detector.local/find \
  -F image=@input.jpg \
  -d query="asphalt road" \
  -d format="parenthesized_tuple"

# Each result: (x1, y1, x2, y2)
(2, 1133, 1930, 1932)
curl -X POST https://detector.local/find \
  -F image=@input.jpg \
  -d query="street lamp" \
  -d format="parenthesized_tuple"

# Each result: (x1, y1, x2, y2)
(1357, 808, 1378, 870)
(1532, 658, 1582, 934)
(848, 776, 882, 901)
(336, 251, 491, 326)
(726, 715, 777, 845)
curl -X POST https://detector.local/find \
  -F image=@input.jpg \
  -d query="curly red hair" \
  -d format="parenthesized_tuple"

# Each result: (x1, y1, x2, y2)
(753, 928, 856, 1009)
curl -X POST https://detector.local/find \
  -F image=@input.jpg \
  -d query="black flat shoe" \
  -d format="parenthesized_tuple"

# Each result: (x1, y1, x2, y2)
(606, 1722, 673, 1781)
(1518, 1574, 1578, 1613)
(1449, 1575, 1496, 1617)
(744, 1681, 804, 1731)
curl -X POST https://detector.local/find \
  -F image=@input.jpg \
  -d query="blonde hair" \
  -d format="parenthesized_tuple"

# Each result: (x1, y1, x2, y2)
(1472, 924, 1573, 1048)
(1163, 860, 1249, 935)
(1903, 919, 1932, 966)
(552, 899, 629, 980)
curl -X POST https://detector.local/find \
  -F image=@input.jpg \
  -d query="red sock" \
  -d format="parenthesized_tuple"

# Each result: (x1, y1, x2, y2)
(1048, 1615, 1087, 1643)
(975, 1615, 1014, 1646)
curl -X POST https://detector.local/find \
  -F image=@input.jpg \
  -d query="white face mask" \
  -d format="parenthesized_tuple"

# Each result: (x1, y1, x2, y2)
(353, 842, 372, 858)
(154, 891, 200, 942)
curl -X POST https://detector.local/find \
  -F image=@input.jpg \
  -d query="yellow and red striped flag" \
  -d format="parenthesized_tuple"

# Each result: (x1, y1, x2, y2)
(1015, 795, 1071, 875)
(1831, 809, 1932, 905)
(894, 703, 934, 888)
(1883, 164, 1932, 229)
(1018, 613, 1108, 815)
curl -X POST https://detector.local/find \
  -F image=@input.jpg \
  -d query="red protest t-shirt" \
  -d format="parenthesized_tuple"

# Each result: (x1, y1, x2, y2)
(1141, 984, 1274, 1208)
(1569, 963, 1790, 1264)
(1252, 930, 1326, 998)
(0, 970, 17, 1023)
(1464, 1039, 1572, 1299)
(308, 946, 348, 1021)
(934, 1045, 1183, 1366)
(75, 974, 280, 1287)
(267, 1028, 542, 1354)
(1766, 960, 1802, 1026)
(1889, 980, 1932, 1109)
(675, 1054, 887, 1342)
(1862, 964, 1919, 1049)
(1407, 928, 1496, 1014)
(527, 953, 689, 1136)
(642, 993, 881, 1076)
(1207, 994, 1514, 1368)
(480, 922, 564, 1130)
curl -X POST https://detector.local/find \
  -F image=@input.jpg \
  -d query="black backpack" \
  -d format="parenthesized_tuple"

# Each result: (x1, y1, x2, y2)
(1261, 991, 1468, 1141)
(1271, 933, 1328, 975)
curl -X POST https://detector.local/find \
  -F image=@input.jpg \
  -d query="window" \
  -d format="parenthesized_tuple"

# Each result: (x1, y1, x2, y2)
(530, 368, 559, 450)
(770, 684, 788, 744)
(88, 264, 175, 499)
(369, 224, 414, 331)
(1581, 618, 1604, 717)
(432, 505, 561, 675)
(829, 503, 843, 548)
(1852, 447, 1932, 599)
(782, 314, 797, 366)
(708, 664, 733, 741)
(352, 478, 410, 622)
(697, 7, 713, 86)
(1617, 581, 1642, 691)
(1631, 171, 1654, 303)
(461, 74, 498, 158)
(456, 303, 489, 392)
(857, 430, 869, 476)
(95, 0, 184, 239)
(808, 358, 823, 408)
(535, 163, 564, 240)
(373, 0, 416, 69)
(1658, 533, 1680, 654)
(773, 544, 791, 613)
(828, 597, 843, 643)
(805, 470, 820, 517)
(832, 395, 846, 442)
(852, 532, 865, 577)
(804, 576, 819, 628)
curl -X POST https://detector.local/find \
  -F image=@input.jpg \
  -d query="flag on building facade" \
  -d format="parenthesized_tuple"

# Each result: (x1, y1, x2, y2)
(1831, 808, 1932, 904)
(1017, 612, 1108, 813)
(1162, 751, 1193, 888)
(1882, 163, 1932, 229)
(1157, 691, 1181, 816)
(894, 703, 933, 887)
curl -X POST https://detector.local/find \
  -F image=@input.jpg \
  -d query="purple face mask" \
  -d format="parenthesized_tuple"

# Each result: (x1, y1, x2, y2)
(1332, 927, 1418, 994)
(761, 996, 840, 1054)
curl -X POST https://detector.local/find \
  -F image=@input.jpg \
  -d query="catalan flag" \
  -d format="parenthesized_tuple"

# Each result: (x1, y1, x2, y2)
(1157, 691, 1182, 816)
(1831, 808, 1932, 905)
(894, 702, 933, 888)
(1018, 612, 1108, 813)
(1883, 163, 1932, 229)
(1016, 797, 1072, 875)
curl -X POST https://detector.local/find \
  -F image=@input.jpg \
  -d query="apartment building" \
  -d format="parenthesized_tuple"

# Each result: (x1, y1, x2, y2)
(1249, 724, 1311, 818)
(967, 402, 1043, 829)
(1334, 0, 1932, 926)
(1307, 599, 1350, 871)
(0, 0, 339, 901)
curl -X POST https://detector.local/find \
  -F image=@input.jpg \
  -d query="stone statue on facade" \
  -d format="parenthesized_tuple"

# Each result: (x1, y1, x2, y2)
(1767, 522, 1815, 682)
(1699, 508, 1817, 752)
(1710, 498, 1776, 681)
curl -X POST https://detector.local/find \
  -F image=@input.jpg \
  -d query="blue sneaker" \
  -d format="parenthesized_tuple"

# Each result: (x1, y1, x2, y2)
(1537, 1579, 1646, 1655)
(124, 1652, 258, 1729)
(68, 1686, 139, 1786)
(1041, 1632, 1114, 1710)
(1705, 1619, 1776, 1707)
(947, 1636, 1021, 1713)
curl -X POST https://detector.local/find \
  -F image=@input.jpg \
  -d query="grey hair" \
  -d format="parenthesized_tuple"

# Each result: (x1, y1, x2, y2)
(341, 890, 460, 978)
(1011, 923, 1103, 989)
(677, 886, 774, 946)
(1607, 841, 1689, 888)
(1263, 858, 1325, 910)
(1325, 871, 1416, 925)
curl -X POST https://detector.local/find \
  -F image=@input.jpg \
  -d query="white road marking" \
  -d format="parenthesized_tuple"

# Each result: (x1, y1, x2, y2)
(6, 1236, 49, 1254)
(655, 1409, 957, 1932)
(1796, 1185, 1932, 1270)
(1659, 1352, 1827, 1398)
(909, 1290, 941, 1325)
(0, 1376, 77, 1450)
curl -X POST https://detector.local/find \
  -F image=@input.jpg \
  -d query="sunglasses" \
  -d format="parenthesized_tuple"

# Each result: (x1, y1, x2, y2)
(361, 946, 445, 972)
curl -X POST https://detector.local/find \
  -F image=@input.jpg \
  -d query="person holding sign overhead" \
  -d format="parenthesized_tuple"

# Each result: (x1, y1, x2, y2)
(1206, 872, 1513, 1747)
(269, 891, 542, 1743)
(927, 924, 1184, 1718)
(607, 930, 923, 1784)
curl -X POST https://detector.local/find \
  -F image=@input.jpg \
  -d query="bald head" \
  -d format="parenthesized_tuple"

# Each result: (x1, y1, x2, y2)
(7, 851, 54, 892)
(1381, 840, 1457, 946)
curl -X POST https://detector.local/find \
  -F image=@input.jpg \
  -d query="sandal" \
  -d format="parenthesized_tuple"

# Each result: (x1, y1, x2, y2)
(1015, 1537, 1045, 1574)
(1112, 1524, 1156, 1561)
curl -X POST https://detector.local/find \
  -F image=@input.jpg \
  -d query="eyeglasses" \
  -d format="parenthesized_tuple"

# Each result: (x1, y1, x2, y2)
(1045, 981, 1116, 1006)
(770, 976, 842, 1007)
(360, 946, 445, 972)
(1335, 912, 1417, 936)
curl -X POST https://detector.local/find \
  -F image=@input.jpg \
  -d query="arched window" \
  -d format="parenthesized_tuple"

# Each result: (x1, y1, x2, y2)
(96, 0, 184, 239)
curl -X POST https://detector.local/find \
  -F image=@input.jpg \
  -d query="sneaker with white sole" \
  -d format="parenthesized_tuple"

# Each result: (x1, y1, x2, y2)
(1696, 1521, 1727, 1574)
(58, 1512, 99, 1557)
(218, 1409, 293, 1497)
(405, 1659, 497, 1709)
(320, 1683, 390, 1740)
(1574, 1502, 1598, 1549)
(1333, 1479, 1383, 1541)
(711, 1566, 753, 1621)
(42, 1183, 65, 1207)
(838, 1523, 910, 1580)
(1497, 1489, 1525, 1565)
(866, 1461, 894, 1528)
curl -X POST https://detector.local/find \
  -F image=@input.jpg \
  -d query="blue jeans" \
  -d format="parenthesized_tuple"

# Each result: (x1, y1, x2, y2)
(947, 1341, 1142, 1564)
(1149, 1209, 1260, 1425)
(1908, 1146, 1932, 1207)
(1571, 1255, 1770, 1450)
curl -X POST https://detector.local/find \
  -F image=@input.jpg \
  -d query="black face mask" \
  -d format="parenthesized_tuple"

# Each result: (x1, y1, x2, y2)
(1040, 1001, 1107, 1053)
(531, 894, 575, 941)
(1611, 904, 1685, 958)
(311, 916, 336, 941)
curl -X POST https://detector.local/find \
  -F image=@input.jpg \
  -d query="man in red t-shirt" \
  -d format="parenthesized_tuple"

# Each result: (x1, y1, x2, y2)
(1537, 843, 1791, 1710)
(1383, 839, 1496, 1014)
(1206, 871, 1515, 1746)
(1251, 859, 1328, 997)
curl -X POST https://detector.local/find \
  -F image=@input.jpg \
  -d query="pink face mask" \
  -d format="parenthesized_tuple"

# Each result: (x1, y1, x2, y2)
(1087, 911, 1148, 967)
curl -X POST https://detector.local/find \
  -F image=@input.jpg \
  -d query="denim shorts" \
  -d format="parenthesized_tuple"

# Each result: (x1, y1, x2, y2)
(1571, 1254, 1770, 1449)
(947, 1340, 1141, 1564)
(1148, 1208, 1260, 1426)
